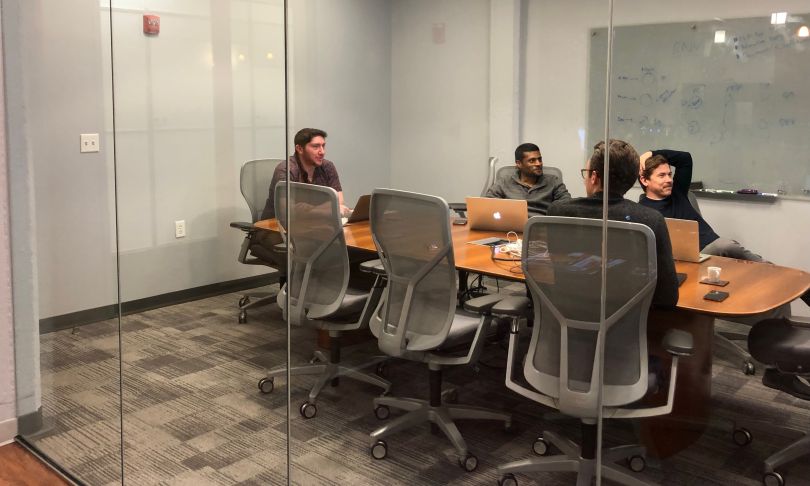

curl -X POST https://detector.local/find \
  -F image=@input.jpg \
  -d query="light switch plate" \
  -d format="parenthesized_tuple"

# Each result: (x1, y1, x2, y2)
(80, 133, 100, 153)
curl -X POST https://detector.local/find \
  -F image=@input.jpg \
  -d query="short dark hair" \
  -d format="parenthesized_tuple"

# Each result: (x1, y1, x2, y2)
(294, 128, 327, 148)
(588, 139, 639, 197)
(515, 143, 540, 162)
(639, 154, 670, 192)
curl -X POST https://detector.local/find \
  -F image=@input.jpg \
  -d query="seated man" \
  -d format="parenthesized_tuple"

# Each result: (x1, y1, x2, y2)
(638, 149, 810, 308)
(486, 143, 571, 215)
(548, 140, 678, 308)
(260, 127, 349, 220)
(255, 127, 349, 271)
(637, 149, 762, 261)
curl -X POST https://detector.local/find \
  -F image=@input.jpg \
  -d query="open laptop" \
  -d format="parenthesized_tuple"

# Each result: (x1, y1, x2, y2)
(665, 218, 711, 263)
(344, 194, 371, 224)
(465, 197, 528, 233)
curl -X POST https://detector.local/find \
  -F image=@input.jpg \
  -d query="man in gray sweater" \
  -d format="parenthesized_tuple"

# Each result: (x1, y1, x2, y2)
(548, 139, 679, 308)
(486, 143, 571, 215)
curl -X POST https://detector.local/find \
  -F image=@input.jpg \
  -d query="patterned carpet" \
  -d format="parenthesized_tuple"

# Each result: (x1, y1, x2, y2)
(27, 284, 810, 485)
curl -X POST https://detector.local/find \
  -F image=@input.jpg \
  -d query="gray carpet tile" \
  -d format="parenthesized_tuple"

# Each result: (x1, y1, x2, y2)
(24, 284, 810, 485)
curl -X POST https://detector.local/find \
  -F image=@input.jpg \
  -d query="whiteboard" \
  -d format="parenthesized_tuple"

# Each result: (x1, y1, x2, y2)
(588, 16, 810, 196)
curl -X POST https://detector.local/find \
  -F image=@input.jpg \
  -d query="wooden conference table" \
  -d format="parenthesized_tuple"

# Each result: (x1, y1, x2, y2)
(255, 218, 810, 458)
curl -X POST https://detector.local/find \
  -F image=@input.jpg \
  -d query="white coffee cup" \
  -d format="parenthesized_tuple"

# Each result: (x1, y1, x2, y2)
(707, 266, 721, 282)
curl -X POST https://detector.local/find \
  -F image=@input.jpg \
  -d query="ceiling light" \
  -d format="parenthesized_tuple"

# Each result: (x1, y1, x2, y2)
(714, 30, 726, 43)
(771, 12, 787, 25)
(799, 25, 810, 37)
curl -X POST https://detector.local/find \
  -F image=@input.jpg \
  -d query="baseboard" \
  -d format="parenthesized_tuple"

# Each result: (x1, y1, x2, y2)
(0, 417, 17, 444)
(16, 407, 42, 436)
(40, 273, 280, 334)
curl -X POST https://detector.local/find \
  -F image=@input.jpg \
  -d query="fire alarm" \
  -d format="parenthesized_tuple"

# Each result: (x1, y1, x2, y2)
(143, 14, 160, 35)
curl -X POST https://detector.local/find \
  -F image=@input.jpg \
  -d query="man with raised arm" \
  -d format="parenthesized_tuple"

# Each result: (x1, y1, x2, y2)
(637, 149, 762, 261)
(486, 143, 571, 215)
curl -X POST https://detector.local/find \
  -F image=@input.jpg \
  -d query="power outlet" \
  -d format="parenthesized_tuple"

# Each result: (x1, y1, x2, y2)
(80, 133, 100, 153)
(175, 220, 186, 238)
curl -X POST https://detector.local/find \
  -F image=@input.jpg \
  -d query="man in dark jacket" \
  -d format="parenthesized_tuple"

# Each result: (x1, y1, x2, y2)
(548, 140, 679, 308)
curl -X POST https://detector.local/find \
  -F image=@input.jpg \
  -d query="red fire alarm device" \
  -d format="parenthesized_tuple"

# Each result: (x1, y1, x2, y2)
(143, 14, 160, 35)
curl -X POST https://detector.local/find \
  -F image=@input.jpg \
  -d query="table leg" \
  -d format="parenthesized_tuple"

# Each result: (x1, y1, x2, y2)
(639, 308, 713, 458)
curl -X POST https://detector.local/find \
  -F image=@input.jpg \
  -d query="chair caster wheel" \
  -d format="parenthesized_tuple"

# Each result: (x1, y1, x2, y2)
(376, 362, 387, 378)
(498, 473, 518, 486)
(299, 401, 317, 419)
(238, 296, 250, 307)
(532, 437, 550, 456)
(503, 420, 515, 433)
(238, 311, 247, 324)
(442, 388, 458, 404)
(371, 440, 387, 460)
(763, 471, 785, 486)
(743, 361, 756, 375)
(374, 405, 390, 420)
(258, 377, 274, 394)
(627, 455, 646, 472)
(459, 454, 478, 472)
(733, 427, 753, 446)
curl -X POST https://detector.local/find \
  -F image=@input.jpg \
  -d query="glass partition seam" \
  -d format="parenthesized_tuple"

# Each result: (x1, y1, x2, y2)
(283, 1, 291, 484)
(596, 1, 616, 484)
(106, 2, 126, 483)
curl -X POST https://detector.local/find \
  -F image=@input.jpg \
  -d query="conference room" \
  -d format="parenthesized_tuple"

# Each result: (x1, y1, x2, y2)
(4, 1, 810, 485)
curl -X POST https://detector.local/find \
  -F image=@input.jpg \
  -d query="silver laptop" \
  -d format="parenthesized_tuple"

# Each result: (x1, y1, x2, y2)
(466, 197, 528, 233)
(665, 218, 711, 263)
(344, 194, 371, 224)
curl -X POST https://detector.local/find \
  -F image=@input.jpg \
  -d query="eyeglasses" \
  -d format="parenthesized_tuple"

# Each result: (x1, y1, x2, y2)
(580, 168, 595, 179)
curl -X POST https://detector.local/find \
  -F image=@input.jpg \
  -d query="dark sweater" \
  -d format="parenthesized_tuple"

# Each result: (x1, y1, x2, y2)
(638, 149, 719, 249)
(548, 194, 679, 309)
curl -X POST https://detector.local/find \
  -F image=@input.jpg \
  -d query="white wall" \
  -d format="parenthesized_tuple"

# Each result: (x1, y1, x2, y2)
(288, 0, 391, 205)
(390, 0, 491, 203)
(0, 9, 19, 443)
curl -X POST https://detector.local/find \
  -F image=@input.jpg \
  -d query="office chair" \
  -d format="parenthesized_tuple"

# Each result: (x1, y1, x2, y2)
(257, 182, 390, 418)
(448, 156, 498, 217)
(229, 159, 287, 323)
(748, 317, 810, 486)
(367, 188, 512, 471)
(496, 216, 693, 486)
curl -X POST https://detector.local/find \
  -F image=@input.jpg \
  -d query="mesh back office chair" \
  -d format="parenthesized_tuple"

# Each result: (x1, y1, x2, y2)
(229, 159, 287, 324)
(367, 189, 512, 471)
(496, 216, 693, 486)
(258, 182, 390, 418)
(748, 317, 810, 486)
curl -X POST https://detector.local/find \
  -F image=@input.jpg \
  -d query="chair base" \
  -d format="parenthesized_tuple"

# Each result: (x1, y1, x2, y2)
(764, 432, 810, 474)
(714, 331, 756, 375)
(264, 350, 390, 403)
(369, 394, 511, 458)
(497, 430, 652, 486)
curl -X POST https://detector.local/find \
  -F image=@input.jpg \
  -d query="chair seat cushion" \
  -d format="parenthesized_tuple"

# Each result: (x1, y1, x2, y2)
(440, 309, 484, 350)
(317, 287, 370, 321)
(749, 318, 810, 373)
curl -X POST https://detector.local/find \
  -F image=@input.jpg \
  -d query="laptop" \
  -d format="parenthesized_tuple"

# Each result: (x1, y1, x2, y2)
(665, 218, 711, 263)
(344, 194, 371, 224)
(465, 197, 529, 233)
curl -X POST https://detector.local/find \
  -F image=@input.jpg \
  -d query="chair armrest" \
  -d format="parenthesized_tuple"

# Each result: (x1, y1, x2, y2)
(448, 203, 467, 217)
(492, 296, 532, 317)
(663, 329, 694, 356)
(463, 293, 507, 314)
(359, 259, 385, 275)
(230, 221, 254, 231)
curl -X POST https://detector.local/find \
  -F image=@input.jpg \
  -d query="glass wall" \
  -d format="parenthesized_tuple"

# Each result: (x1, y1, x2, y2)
(6, 1, 810, 485)
(4, 0, 124, 483)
